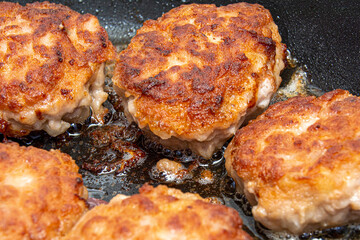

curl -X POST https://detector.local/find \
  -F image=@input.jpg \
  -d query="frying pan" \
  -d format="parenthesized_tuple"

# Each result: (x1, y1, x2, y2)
(7, 0, 360, 239)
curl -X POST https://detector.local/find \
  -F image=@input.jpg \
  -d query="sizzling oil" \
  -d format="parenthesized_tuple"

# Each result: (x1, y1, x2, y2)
(1, 50, 355, 240)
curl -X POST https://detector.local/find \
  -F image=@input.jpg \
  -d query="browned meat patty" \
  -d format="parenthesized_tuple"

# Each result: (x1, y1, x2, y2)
(225, 89, 360, 234)
(0, 1, 115, 137)
(64, 184, 252, 240)
(112, 2, 286, 159)
(0, 142, 88, 239)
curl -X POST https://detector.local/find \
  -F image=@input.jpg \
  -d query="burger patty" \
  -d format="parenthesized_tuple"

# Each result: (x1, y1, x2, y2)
(64, 184, 252, 240)
(112, 2, 286, 159)
(0, 1, 115, 137)
(225, 89, 360, 234)
(0, 142, 88, 239)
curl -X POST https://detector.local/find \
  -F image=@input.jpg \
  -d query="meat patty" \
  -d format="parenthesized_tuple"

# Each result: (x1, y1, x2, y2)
(0, 142, 88, 239)
(0, 1, 115, 137)
(225, 89, 360, 234)
(112, 3, 286, 159)
(64, 184, 252, 240)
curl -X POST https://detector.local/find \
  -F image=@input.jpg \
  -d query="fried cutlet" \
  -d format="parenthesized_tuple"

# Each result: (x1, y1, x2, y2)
(64, 184, 252, 240)
(225, 89, 360, 234)
(0, 142, 88, 239)
(0, 1, 115, 137)
(112, 2, 286, 159)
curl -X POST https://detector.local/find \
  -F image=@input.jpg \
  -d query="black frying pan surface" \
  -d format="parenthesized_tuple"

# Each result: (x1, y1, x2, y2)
(7, 0, 360, 239)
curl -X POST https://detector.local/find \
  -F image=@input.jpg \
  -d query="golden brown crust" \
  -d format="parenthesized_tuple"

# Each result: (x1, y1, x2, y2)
(0, 1, 115, 137)
(225, 89, 360, 233)
(64, 184, 252, 240)
(113, 3, 286, 157)
(0, 142, 88, 239)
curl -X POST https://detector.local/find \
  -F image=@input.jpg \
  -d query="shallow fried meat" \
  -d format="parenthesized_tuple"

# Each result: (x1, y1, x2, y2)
(0, 142, 88, 239)
(64, 184, 252, 240)
(112, 2, 286, 159)
(0, 1, 115, 137)
(225, 89, 360, 234)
